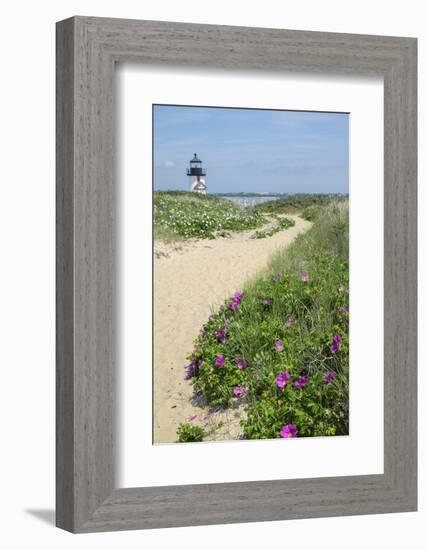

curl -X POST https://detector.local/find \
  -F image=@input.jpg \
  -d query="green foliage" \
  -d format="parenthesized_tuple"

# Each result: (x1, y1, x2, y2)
(254, 193, 344, 215)
(300, 205, 322, 221)
(253, 216, 295, 238)
(176, 422, 205, 442)
(185, 202, 349, 439)
(154, 191, 266, 240)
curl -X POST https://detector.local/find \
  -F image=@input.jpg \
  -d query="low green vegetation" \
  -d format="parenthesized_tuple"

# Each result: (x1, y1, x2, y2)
(176, 422, 206, 442)
(300, 205, 323, 222)
(183, 201, 349, 440)
(154, 191, 266, 240)
(254, 193, 344, 215)
(253, 216, 295, 239)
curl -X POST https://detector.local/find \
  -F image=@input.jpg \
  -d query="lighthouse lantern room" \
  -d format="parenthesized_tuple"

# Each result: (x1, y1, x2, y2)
(187, 153, 207, 194)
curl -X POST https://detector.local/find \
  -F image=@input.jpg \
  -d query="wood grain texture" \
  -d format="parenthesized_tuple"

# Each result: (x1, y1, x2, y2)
(56, 18, 75, 532)
(56, 16, 417, 533)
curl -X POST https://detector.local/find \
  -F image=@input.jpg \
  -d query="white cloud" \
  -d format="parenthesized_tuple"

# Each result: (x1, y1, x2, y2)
(164, 160, 175, 168)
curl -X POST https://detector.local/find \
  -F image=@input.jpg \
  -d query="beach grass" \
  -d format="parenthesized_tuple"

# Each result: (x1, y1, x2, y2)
(254, 193, 344, 215)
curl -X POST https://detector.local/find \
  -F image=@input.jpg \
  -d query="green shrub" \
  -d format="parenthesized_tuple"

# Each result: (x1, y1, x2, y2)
(300, 205, 322, 221)
(176, 423, 205, 442)
(254, 193, 345, 215)
(254, 216, 295, 238)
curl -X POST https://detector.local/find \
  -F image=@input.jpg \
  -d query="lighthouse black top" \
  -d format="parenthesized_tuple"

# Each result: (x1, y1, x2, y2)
(187, 153, 206, 177)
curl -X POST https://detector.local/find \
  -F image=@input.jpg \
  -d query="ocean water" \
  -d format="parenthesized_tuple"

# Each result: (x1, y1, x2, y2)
(217, 195, 282, 207)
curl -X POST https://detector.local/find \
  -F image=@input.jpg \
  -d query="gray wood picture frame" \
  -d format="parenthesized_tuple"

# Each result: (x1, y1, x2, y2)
(56, 16, 417, 533)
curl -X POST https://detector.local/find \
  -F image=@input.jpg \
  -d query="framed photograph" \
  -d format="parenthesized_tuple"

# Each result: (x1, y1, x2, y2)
(56, 16, 417, 532)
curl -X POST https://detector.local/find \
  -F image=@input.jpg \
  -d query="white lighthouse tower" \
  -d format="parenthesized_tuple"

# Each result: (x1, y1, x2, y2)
(187, 153, 207, 194)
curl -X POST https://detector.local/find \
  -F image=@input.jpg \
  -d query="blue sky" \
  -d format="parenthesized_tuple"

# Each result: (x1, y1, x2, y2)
(153, 105, 349, 194)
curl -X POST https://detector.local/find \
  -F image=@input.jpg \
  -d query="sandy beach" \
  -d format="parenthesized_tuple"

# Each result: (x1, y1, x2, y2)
(153, 215, 312, 443)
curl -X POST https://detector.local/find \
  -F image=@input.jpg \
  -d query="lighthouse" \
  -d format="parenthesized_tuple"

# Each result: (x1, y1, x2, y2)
(187, 153, 207, 194)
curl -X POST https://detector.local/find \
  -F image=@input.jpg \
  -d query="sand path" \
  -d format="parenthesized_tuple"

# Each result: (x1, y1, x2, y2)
(154, 215, 312, 443)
